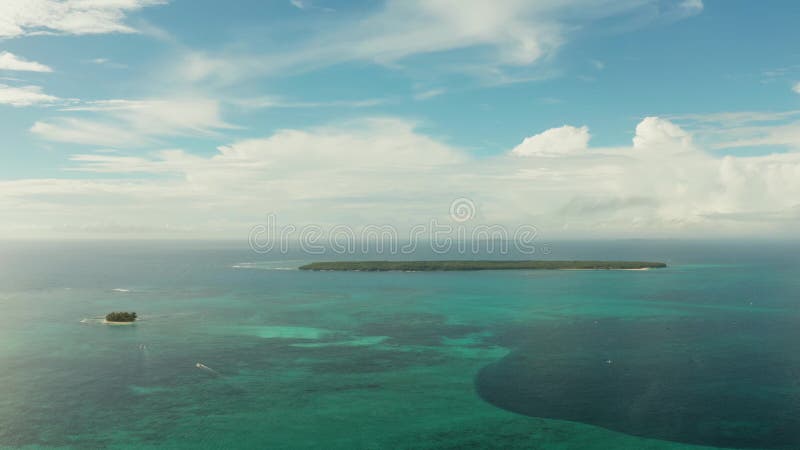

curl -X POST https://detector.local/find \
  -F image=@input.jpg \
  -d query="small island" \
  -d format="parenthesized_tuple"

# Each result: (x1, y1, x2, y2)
(298, 260, 667, 272)
(104, 311, 137, 324)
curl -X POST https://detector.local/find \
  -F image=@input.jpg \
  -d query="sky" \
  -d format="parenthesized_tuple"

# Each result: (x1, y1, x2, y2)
(1, 0, 800, 239)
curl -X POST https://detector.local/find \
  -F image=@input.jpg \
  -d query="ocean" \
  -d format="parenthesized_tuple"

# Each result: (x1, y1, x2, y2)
(1, 240, 799, 449)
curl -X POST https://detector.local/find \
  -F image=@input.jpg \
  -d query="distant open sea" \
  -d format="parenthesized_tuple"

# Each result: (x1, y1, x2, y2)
(1, 240, 800, 449)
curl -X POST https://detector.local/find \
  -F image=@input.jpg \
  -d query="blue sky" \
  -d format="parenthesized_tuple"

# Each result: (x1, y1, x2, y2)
(1, 0, 800, 238)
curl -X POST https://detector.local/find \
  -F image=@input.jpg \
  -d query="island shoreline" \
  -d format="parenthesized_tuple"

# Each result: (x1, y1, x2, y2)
(298, 260, 667, 272)
(102, 320, 135, 325)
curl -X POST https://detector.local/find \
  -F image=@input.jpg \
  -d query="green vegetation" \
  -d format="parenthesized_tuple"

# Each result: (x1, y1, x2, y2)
(298, 260, 667, 271)
(105, 311, 137, 322)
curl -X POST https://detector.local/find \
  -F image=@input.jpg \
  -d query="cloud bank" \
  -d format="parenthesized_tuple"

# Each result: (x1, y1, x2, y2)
(0, 0, 165, 38)
(4, 114, 799, 238)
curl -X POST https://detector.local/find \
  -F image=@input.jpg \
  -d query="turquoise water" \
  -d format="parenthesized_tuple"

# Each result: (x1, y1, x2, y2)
(1, 241, 799, 449)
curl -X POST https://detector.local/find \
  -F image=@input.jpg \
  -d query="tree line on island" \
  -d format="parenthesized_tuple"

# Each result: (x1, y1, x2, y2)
(298, 260, 667, 271)
(105, 311, 137, 322)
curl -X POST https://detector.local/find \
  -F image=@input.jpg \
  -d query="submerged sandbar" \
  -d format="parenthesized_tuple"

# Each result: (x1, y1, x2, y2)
(298, 260, 666, 271)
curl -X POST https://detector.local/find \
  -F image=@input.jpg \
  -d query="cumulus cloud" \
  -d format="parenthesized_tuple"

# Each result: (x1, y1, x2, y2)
(0, 0, 166, 38)
(32, 98, 234, 146)
(0, 83, 58, 106)
(5, 115, 800, 238)
(511, 125, 590, 156)
(793, 82, 800, 95)
(633, 116, 693, 151)
(0, 51, 52, 72)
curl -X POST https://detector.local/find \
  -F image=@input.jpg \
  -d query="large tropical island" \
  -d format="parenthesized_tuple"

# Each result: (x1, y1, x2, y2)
(298, 260, 667, 271)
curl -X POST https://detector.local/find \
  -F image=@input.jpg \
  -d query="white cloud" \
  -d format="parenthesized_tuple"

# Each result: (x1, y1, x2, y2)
(673, 110, 800, 151)
(793, 82, 800, 94)
(349, 0, 562, 66)
(231, 96, 385, 109)
(414, 89, 445, 101)
(68, 153, 177, 173)
(0, 0, 166, 38)
(633, 116, 693, 151)
(511, 125, 590, 156)
(680, 0, 704, 15)
(65, 99, 234, 133)
(31, 118, 143, 146)
(88, 57, 128, 69)
(0, 83, 58, 106)
(289, 0, 333, 12)
(289, 0, 310, 10)
(708, 121, 800, 151)
(32, 98, 234, 146)
(0, 51, 52, 72)
(176, 0, 696, 85)
(672, 110, 800, 127)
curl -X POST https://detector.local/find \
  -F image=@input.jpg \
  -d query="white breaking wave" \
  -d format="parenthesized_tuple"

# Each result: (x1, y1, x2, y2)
(231, 262, 299, 270)
(80, 317, 105, 324)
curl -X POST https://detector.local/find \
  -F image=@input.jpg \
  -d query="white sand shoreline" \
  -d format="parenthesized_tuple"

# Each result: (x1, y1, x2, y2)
(103, 319, 136, 325)
(560, 267, 651, 271)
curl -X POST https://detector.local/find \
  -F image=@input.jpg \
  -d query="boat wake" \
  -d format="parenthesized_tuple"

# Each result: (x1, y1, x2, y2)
(196, 362, 221, 377)
(80, 317, 105, 324)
